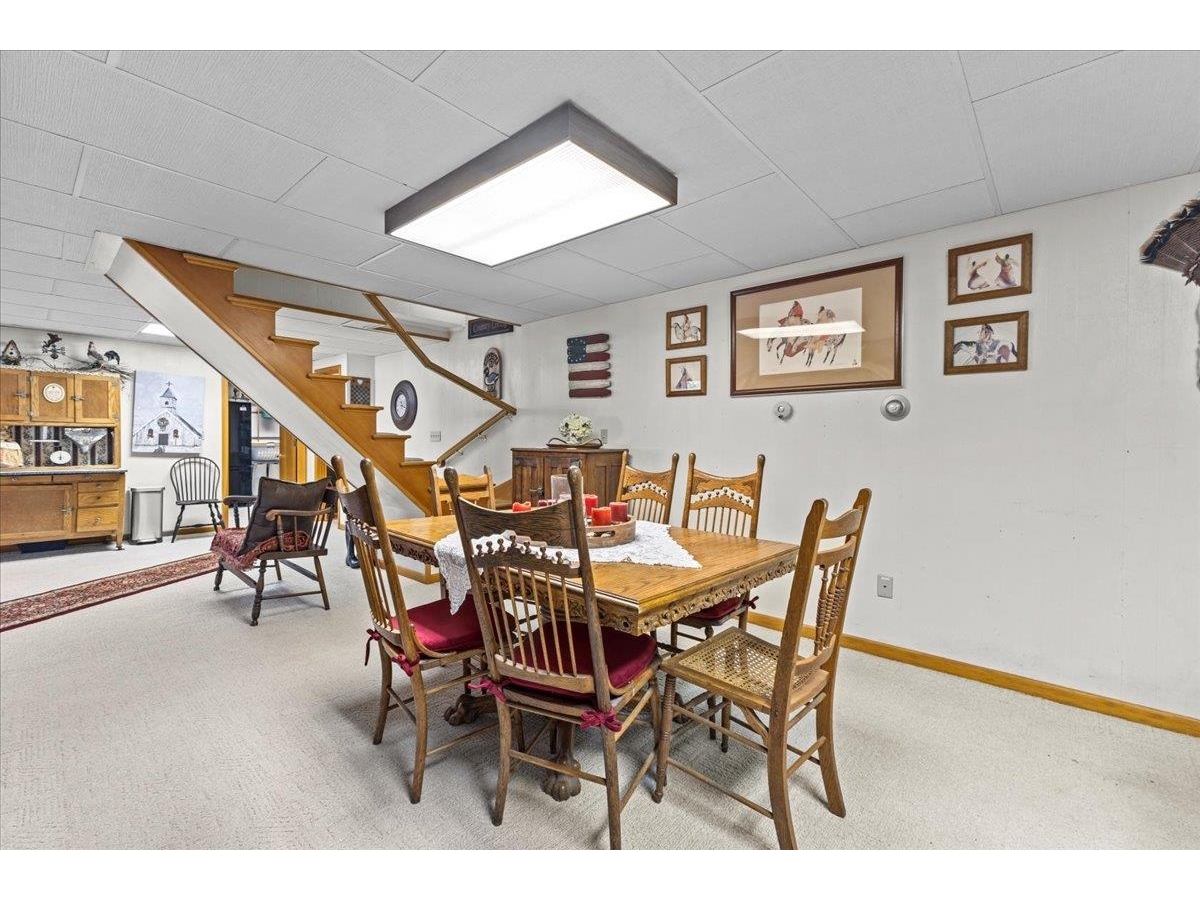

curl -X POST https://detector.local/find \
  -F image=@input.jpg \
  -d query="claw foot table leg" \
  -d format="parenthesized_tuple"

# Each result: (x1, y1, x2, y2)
(540, 721, 582, 801)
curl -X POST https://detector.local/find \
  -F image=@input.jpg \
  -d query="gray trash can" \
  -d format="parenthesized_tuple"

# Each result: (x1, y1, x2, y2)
(129, 487, 165, 544)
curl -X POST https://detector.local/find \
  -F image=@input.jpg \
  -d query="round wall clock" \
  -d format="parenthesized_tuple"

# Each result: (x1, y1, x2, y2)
(390, 380, 418, 430)
(42, 381, 66, 403)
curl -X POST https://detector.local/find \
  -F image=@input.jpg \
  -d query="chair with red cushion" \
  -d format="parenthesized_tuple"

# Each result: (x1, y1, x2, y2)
(446, 464, 661, 850)
(331, 456, 494, 805)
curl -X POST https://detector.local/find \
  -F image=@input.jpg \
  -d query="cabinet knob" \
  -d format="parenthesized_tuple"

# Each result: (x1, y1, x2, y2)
(16, 391, 29, 398)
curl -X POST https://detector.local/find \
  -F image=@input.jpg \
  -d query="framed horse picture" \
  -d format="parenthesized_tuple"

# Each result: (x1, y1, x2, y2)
(948, 233, 1033, 304)
(666, 305, 706, 350)
(944, 311, 1028, 375)
(730, 258, 903, 396)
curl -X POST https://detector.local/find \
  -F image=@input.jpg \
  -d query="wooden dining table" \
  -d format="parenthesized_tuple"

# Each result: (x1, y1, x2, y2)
(384, 515, 799, 636)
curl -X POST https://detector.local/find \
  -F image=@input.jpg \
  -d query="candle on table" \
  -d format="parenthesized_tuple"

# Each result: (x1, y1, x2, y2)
(512, 501, 532, 512)
(610, 501, 628, 522)
(537, 499, 552, 507)
(591, 506, 612, 526)
(583, 494, 598, 514)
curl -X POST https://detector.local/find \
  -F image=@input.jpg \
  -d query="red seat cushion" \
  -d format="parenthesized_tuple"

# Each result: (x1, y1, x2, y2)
(507, 623, 657, 699)
(392, 595, 484, 654)
(211, 526, 310, 570)
(688, 593, 747, 621)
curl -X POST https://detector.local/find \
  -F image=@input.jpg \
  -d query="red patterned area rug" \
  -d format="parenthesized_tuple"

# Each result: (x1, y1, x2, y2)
(0, 552, 218, 632)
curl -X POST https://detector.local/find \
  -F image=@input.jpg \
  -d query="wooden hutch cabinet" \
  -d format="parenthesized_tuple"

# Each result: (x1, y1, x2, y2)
(0, 367, 125, 550)
(510, 446, 626, 507)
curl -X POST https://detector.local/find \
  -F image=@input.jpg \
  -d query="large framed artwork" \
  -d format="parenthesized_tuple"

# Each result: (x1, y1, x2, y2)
(944, 311, 1028, 375)
(947, 233, 1032, 304)
(131, 371, 206, 455)
(730, 258, 902, 396)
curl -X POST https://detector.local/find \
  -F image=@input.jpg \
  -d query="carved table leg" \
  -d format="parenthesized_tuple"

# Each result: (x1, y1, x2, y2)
(444, 662, 493, 725)
(540, 721, 582, 802)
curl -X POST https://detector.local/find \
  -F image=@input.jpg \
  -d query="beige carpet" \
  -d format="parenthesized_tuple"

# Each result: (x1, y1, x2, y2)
(1, 555, 1197, 850)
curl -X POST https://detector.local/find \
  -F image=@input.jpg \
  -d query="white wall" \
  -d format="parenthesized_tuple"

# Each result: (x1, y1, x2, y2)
(378, 174, 1200, 716)
(0, 325, 226, 534)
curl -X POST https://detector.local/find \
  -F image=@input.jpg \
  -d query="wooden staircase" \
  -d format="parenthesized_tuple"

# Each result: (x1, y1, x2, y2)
(125, 241, 438, 513)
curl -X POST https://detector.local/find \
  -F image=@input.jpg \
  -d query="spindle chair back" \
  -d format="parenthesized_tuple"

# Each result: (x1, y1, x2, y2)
(680, 452, 765, 538)
(615, 451, 679, 524)
(168, 455, 224, 541)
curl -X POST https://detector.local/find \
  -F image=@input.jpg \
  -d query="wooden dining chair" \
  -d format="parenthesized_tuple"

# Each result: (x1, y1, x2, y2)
(168, 455, 223, 542)
(615, 451, 679, 524)
(668, 453, 767, 653)
(331, 455, 494, 804)
(653, 488, 871, 850)
(431, 466, 495, 515)
(446, 464, 661, 850)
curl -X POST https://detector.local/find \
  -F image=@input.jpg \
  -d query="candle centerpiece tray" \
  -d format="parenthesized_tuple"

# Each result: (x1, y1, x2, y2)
(585, 516, 636, 548)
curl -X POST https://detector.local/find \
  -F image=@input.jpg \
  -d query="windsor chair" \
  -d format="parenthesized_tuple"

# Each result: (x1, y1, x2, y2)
(654, 488, 871, 849)
(331, 456, 494, 804)
(167, 455, 223, 542)
(446, 464, 661, 850)
(614, 451, 679, 524)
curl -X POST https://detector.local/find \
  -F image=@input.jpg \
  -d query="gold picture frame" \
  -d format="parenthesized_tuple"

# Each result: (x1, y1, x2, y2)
(665, 355, 707, 397)
(948, 233, 1033, 304)
(944, 311, 1029, 375)
(730, 258, 902, 396)
(665, 305, 706, 350)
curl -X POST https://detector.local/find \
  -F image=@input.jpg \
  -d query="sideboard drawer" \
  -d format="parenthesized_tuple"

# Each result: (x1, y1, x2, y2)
(76, 504, 121, 532)
(77, 487, 124, 508)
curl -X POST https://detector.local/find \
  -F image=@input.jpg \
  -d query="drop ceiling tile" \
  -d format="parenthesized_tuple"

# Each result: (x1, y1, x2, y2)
(0, 248, 112, 285)
(835, 180, 994, 246)
(361, 50, 442, 80)
(51, 280, 127, 303)
(2, 288, 148, 321)
(660, 50, 777, 91)
(280, 157, 414, 231)
(0, 119, 84, 193)
(2, 51, 322, 199)
(418, 50, 771, 205)
(564, 217, 712, 273)
(362, 243, 556, 305)
(959, 51, 1114, 100)
(1, 219, 63, 257)
(1, 177, 233, 256)
(976, 51, 1200, 212)
(0, 270, 54, 293)
(74, 51, 109, 63)
(659, 174, 854, 270)
(636, 251, 749, 290)
(404, 290, 540, 325)
(80, 150, 396, 265)
(706, 51, 983, 218)
(501, 249, 665, 303)
(117, 50, 503, 188)
(513, 292, 598, 317)
(61, 233, 92, 262)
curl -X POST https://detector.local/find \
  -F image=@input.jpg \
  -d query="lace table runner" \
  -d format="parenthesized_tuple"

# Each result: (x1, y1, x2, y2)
(434, 520, 700, 613)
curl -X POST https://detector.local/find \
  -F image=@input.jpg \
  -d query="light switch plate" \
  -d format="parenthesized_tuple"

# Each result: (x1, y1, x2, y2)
(600, 428, 608, 443)
(877, 575, 893, 599)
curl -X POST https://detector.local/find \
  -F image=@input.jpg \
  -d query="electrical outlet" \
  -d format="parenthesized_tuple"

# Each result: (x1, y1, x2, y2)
(877, 575, 893, 599)
(600, 428, 608, 443)
(429, 431, 442, 442)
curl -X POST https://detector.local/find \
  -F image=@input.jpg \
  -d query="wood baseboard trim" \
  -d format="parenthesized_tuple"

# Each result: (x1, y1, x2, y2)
(747, 612, 1199, 737)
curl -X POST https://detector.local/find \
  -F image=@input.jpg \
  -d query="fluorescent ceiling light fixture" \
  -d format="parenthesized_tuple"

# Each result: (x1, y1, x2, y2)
(386, 103, 677, 266)
(139, 322, 174, 337)
(738, 321, 865, 340)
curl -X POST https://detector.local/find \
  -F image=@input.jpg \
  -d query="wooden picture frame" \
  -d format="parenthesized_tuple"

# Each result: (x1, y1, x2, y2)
(944, 311, 1029, 375)
(666, 305, 706, 350)
(665, 355, 707, 397)
(730, 258, 902, 396)
(948, 233, 1033, 304)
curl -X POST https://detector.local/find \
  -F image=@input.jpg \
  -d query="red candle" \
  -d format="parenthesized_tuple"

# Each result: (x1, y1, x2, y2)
(610, 501, 628, 522)
(512, 501, 532, 512)
(583, 494, 598, 514)
(537, 499, 552, 507)
(591, 506, 612, 526)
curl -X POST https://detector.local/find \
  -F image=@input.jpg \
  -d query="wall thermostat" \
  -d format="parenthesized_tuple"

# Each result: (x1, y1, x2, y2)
(880, 395, 911, 421)
(773, 401, 794, 421)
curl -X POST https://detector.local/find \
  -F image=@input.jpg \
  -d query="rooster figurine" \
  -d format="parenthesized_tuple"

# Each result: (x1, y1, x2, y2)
(86, 341, 106, 365)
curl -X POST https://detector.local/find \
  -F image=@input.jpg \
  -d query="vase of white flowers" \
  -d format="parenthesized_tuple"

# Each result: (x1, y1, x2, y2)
(557, 413, 593, 445)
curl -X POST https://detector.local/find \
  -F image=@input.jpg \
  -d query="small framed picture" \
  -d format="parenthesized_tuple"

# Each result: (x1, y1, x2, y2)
(665, 355, 707, 397)
(666, 305, 706, 350)
(948, 233, 1032, 304)
(944, 311, 1028, 375)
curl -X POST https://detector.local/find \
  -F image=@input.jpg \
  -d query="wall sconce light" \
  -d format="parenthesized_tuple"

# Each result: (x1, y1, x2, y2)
(880, 395, 911, 421)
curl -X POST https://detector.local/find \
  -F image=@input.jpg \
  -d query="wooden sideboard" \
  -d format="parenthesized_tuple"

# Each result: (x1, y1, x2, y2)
(511, 447, 626, 507)
(0, 469, 127, 549)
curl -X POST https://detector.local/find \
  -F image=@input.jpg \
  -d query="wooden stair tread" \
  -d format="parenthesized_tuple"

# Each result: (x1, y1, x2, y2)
(268, 335, 320, 348)
(227, 293, 283, 312)
(307, 372, 352, 383)
(340, 403, 382, 412)
(183, 252, 238, 271)
(372, 432, 410, 440)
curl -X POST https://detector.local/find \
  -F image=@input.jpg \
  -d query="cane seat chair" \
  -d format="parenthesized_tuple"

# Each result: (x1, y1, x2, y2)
(653, 489, 871, 850)
(668, 453, 767, 652)
(615, 451, 679, 524)
(431, 466, 495, 515)
(168, 455, 224, 542)
(446, 464, 661, 850)
(331, 456, 494, 804)
(210, 475, 336, 626)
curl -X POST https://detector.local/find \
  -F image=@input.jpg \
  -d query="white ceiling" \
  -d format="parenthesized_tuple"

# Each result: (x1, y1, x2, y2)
(2, 50, 1198, 339)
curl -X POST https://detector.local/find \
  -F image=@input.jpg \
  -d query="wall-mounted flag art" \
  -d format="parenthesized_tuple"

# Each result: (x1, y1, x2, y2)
(567, 333, 611, 398)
